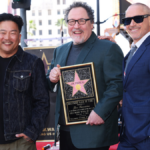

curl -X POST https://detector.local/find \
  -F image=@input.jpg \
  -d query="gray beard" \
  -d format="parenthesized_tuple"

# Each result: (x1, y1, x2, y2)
(72, 37, 85, 45)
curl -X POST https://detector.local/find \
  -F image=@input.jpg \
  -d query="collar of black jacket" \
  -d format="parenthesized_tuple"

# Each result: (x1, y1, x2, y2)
(14, 45, 24, 62)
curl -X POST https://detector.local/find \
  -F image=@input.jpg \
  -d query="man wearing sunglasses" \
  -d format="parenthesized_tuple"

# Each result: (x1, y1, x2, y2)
(100, 3, 150, 150)
(99, 3, 150, 149)
(47, 2, 123, 150)
(117, 3, 150, 150)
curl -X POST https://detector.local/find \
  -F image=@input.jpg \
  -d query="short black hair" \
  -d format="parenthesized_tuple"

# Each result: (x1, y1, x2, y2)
(0, 13, 23, 32)
(64, 2, 94, 23)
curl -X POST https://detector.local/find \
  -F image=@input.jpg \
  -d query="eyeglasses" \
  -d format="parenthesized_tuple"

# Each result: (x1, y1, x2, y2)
(122, 14, 150, 26)
(67, 18, 90, 26)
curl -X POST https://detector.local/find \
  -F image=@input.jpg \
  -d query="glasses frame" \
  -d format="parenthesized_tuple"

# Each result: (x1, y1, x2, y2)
(122, 14, 150, 26)
(67, 18, 90, 26)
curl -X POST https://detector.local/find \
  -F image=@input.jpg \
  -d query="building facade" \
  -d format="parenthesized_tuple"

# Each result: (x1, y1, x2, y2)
(26, 0, 86, 46)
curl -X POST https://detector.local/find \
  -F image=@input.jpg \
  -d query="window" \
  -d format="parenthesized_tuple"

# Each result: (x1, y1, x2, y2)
(39, 20, 42, 25)
(48, 20, 51, 25)
(57, 0, 60, 4)
(39, 30, 42, 35)
(58, 29, 60, 34)
(63, 9, 66, 14)
(64, 29, 67, 34)
(48, 30, 52, 35)
(38, 10, 42, 16)
(57, 10, 60, 15)
(63, 0, 66, 4)
(32, 10, 35, 16)
(32, 30, 36, 35)
(48, 9, 51, 15)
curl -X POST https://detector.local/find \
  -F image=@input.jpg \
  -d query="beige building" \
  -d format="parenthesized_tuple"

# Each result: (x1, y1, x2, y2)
(26, 0, 90, 46)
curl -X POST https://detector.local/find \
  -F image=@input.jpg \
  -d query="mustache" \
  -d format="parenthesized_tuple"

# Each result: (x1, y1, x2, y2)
(2, 41, 13, 43)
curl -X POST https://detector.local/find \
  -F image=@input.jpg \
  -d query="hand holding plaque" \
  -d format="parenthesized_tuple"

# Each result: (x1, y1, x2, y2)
(60, 62, 99, 125)
(49, 64, 61, 83)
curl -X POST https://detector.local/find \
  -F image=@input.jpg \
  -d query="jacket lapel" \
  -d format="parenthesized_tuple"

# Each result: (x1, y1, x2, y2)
(75, 32, 96, 64)
(124, 52, 129, 68)
(60, 42, 72, 67)
(124, 36, 150, 86)
(123, 52, 129, 85)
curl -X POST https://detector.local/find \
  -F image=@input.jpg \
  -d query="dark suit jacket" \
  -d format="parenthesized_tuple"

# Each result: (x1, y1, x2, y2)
(47, 32, 123, 148)
(122, 35, 150, 144)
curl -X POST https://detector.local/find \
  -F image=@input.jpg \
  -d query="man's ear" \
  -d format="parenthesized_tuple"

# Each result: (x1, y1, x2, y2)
(19, 34, 21, 43)
(148, 17, 150, 30)
(91, 22, 94, 30)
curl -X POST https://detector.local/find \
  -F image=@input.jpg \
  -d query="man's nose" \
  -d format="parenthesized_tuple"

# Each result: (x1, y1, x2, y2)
(4, 33, 10, 39)
(74, 21, 80, 28)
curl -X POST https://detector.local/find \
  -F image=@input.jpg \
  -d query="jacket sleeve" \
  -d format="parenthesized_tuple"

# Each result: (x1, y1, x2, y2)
(46, 48, 57, 91)
(94, 43, 124, 121)
(24, 58, 50, 141)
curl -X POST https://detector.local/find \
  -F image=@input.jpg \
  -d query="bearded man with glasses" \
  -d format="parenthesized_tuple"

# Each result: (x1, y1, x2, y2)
(47, 2, 123, 150)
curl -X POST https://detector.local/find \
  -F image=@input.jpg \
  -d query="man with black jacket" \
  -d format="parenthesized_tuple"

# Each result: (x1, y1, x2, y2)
(0, 13, 49, 150)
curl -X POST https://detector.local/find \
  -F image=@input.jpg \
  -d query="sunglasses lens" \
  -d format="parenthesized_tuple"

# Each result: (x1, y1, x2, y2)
(134, 16, 143, 23)
(122, 18, 131, 26)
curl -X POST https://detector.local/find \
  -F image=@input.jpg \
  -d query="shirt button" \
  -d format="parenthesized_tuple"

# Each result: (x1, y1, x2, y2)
(124, 89, 126, 92)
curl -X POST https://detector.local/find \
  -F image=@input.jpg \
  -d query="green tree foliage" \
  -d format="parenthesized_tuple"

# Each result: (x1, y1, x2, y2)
(28, 20, 36, 36)
(55, 18, 67, 32)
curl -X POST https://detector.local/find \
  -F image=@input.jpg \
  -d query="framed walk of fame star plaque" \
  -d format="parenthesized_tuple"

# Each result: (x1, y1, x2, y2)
(59, 62, 99, 125)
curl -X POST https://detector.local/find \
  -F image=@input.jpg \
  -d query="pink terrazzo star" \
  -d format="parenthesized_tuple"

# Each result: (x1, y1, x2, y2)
(66, 71, 89, 96)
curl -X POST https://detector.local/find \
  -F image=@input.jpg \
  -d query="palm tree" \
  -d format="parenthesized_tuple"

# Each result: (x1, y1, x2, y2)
(28, 20, 36, 36)
(55, 18, 67, 34)
(55, 18, 67, 44)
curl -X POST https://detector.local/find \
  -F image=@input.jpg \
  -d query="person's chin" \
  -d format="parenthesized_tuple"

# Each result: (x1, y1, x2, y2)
(73, 39, 84, 45)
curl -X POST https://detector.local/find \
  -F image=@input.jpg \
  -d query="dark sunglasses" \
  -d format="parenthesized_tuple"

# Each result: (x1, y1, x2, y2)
(122, 14, 150, 26)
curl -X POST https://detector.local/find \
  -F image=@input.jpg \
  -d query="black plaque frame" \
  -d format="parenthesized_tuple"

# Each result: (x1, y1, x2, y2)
(60, 62, 99, 125)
